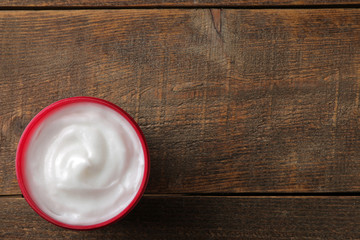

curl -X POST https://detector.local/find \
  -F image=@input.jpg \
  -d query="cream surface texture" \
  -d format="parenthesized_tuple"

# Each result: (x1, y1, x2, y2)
(25, 102, 145, 226)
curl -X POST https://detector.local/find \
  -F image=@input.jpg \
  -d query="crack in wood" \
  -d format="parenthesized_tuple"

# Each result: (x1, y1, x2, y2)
(210, 8, 221, 36)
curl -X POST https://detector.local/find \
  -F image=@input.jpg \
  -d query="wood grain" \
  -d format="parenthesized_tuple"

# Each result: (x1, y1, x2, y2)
(1, 196, 360, 239)
(0, 0, 359, 7)
(1, 9, 360, 195)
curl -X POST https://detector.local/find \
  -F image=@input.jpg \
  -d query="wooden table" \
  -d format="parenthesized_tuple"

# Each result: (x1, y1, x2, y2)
(1, 1, 360, 239)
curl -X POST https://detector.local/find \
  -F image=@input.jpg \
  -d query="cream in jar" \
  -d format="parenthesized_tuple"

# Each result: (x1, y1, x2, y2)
(17, 98, 149, 228)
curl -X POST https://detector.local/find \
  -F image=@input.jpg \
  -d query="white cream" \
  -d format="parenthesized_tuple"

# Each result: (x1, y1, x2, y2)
(24, 102, 145, 226)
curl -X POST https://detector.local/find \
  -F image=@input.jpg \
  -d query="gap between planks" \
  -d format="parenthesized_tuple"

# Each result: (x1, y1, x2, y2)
(3, 193, 360, 199)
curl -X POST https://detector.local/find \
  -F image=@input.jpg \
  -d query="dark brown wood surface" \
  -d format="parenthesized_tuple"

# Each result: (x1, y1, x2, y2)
(1, 4, 360, 239)
(2, 196, 360, 239)
(0, 0, 359, 7)
(1, 9, 360, 195)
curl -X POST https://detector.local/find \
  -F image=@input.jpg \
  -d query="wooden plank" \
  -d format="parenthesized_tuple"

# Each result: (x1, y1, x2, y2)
(1, 196, 360, 239)
(1, 9, 360, 195)
(0, 0, 359, 7)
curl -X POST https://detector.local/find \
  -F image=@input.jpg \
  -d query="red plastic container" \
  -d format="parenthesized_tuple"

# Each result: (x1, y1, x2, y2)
(16, 97, 150, 230)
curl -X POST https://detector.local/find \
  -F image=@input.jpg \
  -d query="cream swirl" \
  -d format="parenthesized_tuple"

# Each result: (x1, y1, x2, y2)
(25, 102, 145, 226)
